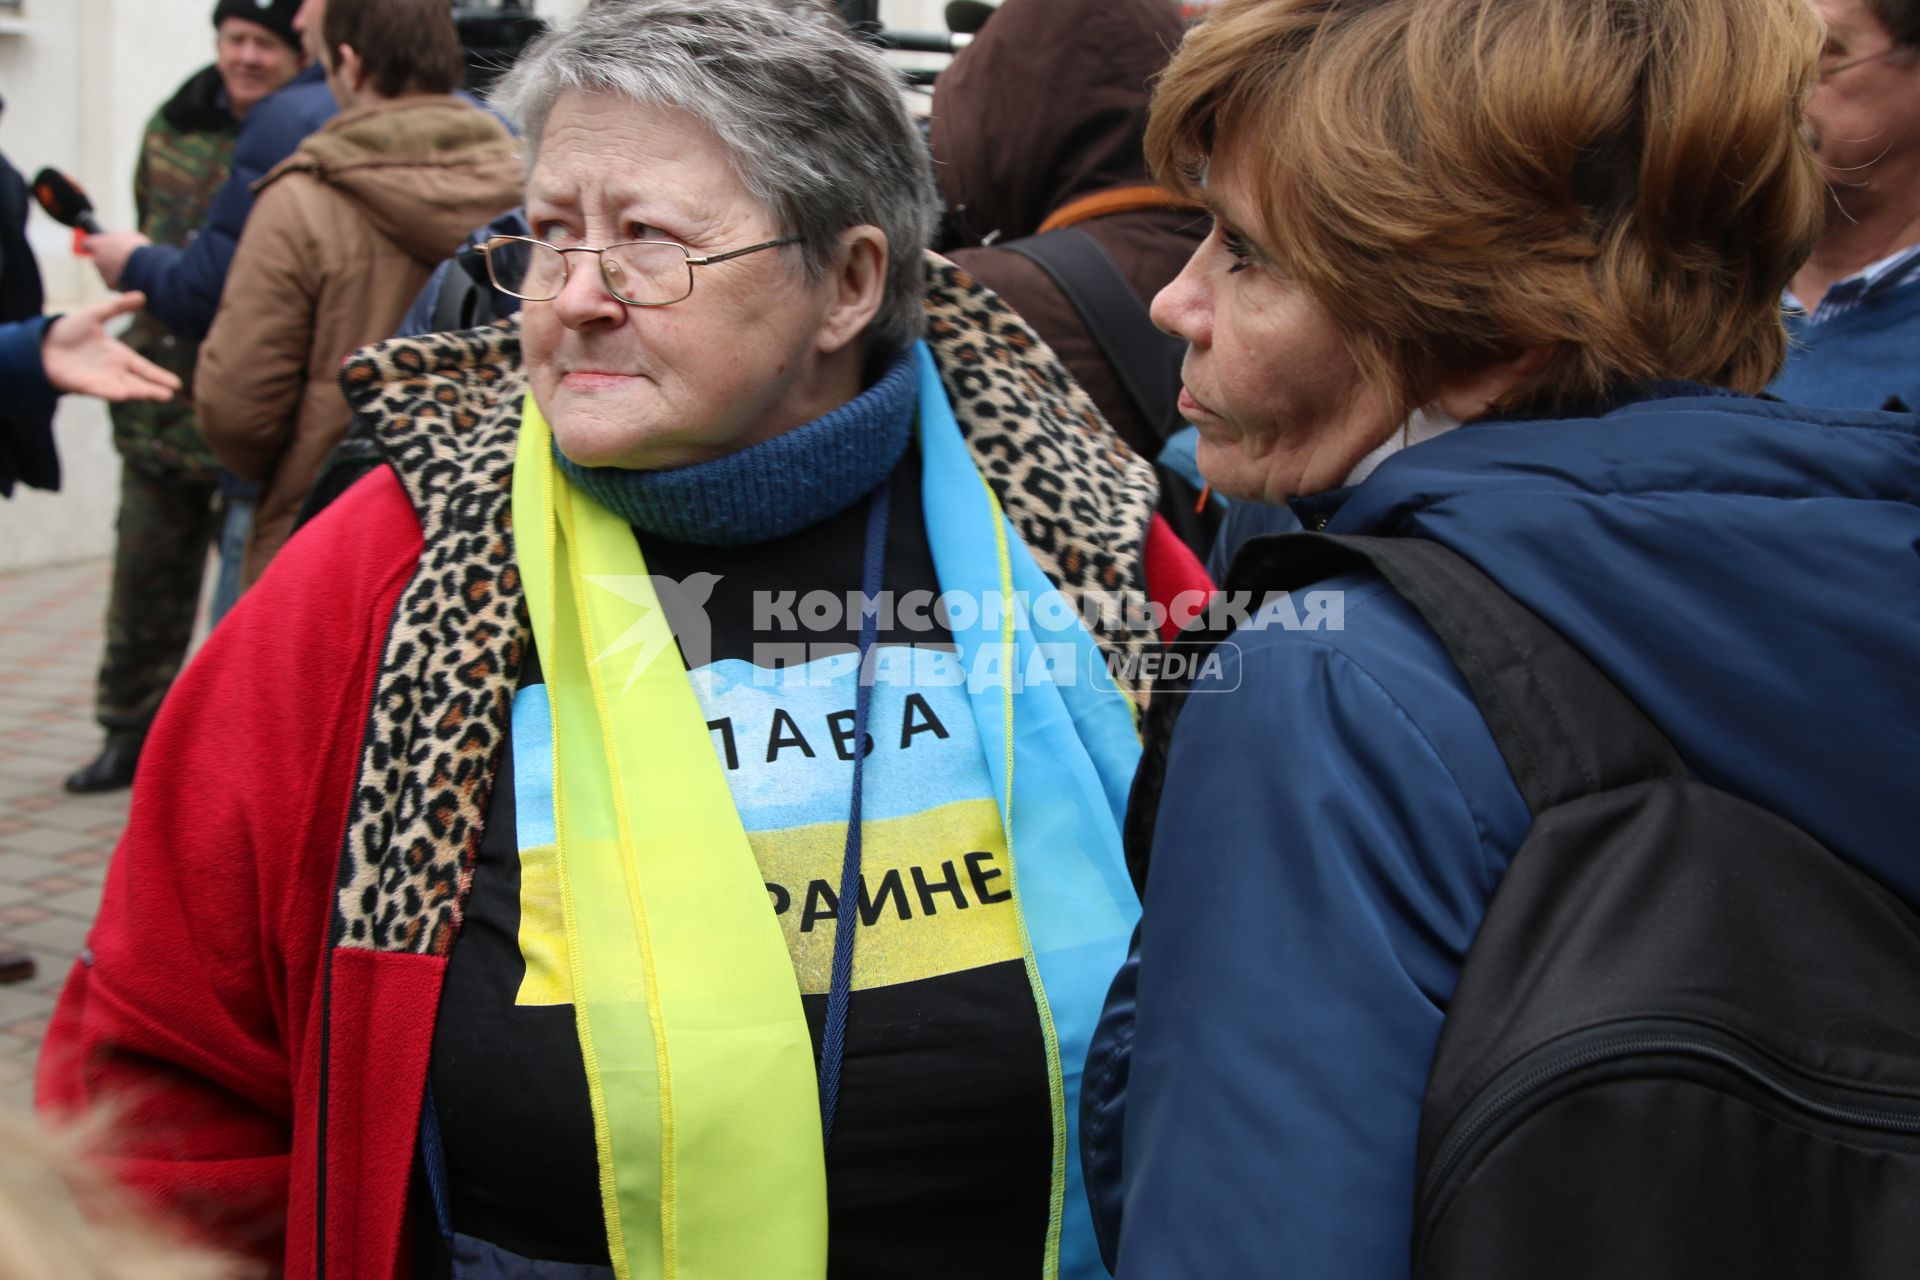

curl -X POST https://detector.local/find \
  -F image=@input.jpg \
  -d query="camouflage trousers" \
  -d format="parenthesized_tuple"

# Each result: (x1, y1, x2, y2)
(92, 461, 221, 735)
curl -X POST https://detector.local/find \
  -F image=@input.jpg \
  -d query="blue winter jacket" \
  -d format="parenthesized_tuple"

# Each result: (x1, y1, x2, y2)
(0, 314, 52, 398)
(120, 65, 338, 340)
(1083, 387, 1920, 1278)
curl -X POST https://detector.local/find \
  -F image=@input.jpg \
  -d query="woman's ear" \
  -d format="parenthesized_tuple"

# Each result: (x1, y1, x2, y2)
(1431, 343, 1558, 422)
(816, 226, 889, 357)
(333, 44, 367, 97)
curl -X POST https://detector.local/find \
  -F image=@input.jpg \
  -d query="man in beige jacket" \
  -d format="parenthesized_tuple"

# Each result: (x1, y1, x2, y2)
(198, 0, 520, 588)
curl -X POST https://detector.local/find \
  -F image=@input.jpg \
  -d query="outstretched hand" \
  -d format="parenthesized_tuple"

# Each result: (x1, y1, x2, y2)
(42, 293, 180, 403)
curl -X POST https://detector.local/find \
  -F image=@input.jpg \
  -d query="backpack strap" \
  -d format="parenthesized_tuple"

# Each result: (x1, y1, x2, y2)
(431, 259, 480, 334)
(1036, 185, 1197, 234)
(1001, 226, 1185, 443)
(291, 423, 384, 532)
(1225, 532, 1686, 815)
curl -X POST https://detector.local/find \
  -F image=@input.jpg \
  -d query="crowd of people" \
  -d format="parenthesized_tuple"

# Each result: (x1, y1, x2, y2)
(3, 0, 1918, 1276)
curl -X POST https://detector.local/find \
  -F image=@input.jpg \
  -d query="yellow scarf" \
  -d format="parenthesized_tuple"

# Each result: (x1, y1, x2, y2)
(516, 396, 827, 1280)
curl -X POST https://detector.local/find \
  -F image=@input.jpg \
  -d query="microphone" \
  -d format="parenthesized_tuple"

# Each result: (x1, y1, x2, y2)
(945, 0, 996, 35)
(32, 168, 103, 236)
(872, 28, 971, 53)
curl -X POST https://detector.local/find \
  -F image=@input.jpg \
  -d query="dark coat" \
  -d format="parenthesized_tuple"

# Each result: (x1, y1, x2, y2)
(0, 146, 57, 496)
(930, 0, 1202, 460)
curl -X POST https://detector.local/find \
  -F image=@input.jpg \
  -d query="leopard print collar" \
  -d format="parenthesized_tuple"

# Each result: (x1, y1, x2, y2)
(329, 252, 1159, 955)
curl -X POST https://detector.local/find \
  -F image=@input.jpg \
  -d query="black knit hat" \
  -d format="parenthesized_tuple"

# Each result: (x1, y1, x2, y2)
(211, 0, 302, 52)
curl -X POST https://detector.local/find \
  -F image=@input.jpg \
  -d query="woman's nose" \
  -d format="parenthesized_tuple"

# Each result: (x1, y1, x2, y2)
(549, 252, 628, 330)
(1151, 250, 1210, 347)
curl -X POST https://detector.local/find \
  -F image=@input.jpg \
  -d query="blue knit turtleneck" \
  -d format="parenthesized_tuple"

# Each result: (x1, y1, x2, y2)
(552, 348, 917, 547)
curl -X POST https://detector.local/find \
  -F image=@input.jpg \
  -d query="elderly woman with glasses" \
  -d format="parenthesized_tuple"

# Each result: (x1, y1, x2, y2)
(1083, 0, 1920, 1276)
(37, 2, 1206, 1277)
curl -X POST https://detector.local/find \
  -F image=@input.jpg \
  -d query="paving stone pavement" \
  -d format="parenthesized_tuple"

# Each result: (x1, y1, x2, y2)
(0, 558, 127, 1121)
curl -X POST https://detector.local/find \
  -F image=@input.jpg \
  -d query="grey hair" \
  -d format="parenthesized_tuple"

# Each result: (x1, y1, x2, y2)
(493, 0, 938, 354)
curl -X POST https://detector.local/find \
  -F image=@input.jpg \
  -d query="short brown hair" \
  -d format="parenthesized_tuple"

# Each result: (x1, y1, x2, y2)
(323, 0, 465, 98)
(1147, 0, 1826, 416)
(1870, 0, 1920, 47)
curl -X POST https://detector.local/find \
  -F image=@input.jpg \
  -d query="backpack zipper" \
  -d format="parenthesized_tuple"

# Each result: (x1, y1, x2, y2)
(1416, 1017, 1920, 1264)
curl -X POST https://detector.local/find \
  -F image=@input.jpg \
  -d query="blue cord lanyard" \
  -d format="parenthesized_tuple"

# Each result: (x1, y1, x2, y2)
(817, 476, 892, 1146)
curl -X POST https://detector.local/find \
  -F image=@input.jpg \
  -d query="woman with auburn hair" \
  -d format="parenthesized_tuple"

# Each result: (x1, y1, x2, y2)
(1083, 0, 1920, 1275)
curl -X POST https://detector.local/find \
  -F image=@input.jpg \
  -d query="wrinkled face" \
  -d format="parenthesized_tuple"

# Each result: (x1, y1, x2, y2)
(1805, 0, 1920, 199)
(1150, 156, 1398, 502)
(521, 92, 839, 471)
(215, 17, 302, 121)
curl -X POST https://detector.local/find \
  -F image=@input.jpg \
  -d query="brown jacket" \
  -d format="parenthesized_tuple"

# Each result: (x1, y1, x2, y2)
(931, 0, 1203, 462)
(198, 96, 521, 585)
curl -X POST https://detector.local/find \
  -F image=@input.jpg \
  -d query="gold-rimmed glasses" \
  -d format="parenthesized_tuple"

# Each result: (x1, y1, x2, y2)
(479, 234, 802, 306)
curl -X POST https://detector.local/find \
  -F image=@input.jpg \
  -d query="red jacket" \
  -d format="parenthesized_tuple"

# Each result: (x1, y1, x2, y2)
(38, 263, 1210, 1278)
(38, 467, 429, 1274)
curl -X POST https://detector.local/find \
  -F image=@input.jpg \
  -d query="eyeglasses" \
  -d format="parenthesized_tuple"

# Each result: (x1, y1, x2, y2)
(479, 234, 802, 306)
(1819, 45, 1902, 82)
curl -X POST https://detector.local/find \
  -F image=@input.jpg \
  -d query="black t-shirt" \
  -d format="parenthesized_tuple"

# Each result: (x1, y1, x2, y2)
(426, 460, 1051, 1275)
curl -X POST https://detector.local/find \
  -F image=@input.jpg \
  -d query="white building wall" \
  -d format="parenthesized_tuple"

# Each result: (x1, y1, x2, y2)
(0, 0, 226, 572)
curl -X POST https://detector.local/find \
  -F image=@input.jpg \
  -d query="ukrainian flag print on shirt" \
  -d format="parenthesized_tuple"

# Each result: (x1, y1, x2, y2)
(511, 646, 1025, 1006)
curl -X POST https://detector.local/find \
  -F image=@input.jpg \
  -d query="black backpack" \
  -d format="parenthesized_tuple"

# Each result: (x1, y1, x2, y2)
(1192, 532, 1920, 1278)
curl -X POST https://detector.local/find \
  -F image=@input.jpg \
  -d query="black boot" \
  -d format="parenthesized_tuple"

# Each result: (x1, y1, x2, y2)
(0, 945, 35, 984)
(65, 731, 145, 794)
